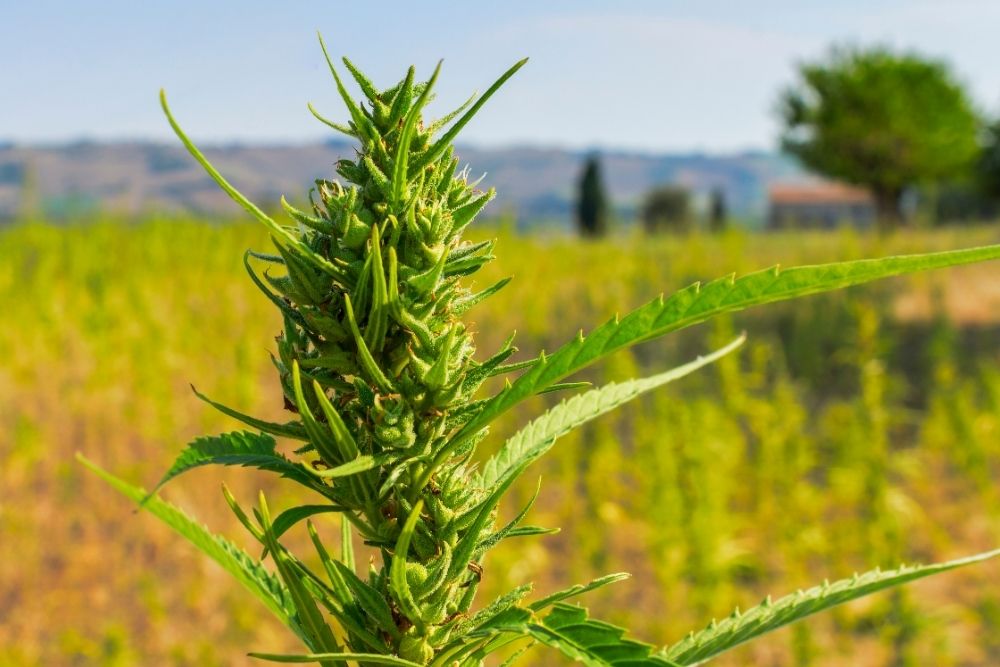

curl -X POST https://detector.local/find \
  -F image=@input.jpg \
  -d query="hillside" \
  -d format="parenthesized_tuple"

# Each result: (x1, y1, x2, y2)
(0, 141, 805, 226)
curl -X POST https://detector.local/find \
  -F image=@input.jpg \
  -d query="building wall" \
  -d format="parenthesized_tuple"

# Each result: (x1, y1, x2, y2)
(769, 201, 876, 229)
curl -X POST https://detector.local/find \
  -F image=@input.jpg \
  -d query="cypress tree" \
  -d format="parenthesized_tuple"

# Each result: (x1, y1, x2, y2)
(709, 187, 727, 232)
(576, 155, 609, 238)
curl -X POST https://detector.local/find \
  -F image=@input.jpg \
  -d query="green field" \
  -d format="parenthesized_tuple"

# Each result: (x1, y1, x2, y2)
(2, 219, 1000, 666)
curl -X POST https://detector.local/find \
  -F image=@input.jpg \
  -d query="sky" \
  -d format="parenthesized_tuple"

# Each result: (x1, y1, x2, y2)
(3, 1, 1000, 154)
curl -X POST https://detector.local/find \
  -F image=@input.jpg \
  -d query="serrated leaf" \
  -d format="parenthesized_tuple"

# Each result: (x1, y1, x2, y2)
(441, 243, 1000, 466)
(527, 603, 680, 666)
(477, 336, 745, 491)
(457, 584, 533, 636)
(332, 560, 402, 639)
(151, 431, 315, 494)
(192, 386, 309, 441)
(409, 58, 528, 175)
(662, 548, 1000, 665)
(530, 573, 631, 612)
(77, 455, 302, 640)
(248, 652, 423, 666)
(271, 505, 341, 543)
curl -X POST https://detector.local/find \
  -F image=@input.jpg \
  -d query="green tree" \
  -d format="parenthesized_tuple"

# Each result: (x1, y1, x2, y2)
(979, 118, 1000, 202)
(642, 184, 691, 234)
(780, 46, 980, 229)
(576, 154, 609, 237)
(708, 187, 727, 232)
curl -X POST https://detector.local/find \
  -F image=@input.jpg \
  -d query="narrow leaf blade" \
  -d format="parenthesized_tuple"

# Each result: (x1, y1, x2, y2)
(152, 431, 314, 493)
(527, 603, 680, 666)
(445, 244, 1000, 463)
(78, 455, 300, 638)
(478, 336, 745, 490)
(662, 549, 1000, 665)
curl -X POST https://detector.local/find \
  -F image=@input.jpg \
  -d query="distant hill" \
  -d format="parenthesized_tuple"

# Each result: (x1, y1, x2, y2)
(0, 140, 806, 227)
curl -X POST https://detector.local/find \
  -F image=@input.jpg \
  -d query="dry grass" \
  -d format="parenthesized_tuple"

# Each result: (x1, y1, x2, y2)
(2, 220, 1000, 665)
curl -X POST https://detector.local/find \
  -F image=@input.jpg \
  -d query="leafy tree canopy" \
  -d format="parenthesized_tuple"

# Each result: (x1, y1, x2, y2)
(780, 46, 980, 225)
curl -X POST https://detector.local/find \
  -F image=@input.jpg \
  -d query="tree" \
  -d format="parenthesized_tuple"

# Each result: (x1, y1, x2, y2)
(576, 154, 609, 237)
(709, 187, 727, 232)
(641, 184, 691, 234)
(979, 119, 1000, 203)
(780, 46, 980, 229)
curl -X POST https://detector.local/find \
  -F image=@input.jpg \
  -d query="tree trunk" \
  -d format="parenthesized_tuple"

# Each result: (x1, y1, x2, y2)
(873, 187, 903, 232)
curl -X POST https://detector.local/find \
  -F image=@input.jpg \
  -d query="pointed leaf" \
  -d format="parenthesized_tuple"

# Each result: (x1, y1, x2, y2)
(389, 499, 426, 629)
(332, 561, 401, 639)
(662, 548, 1000, 665)
(271, 505, 341, 543)
(530, 573, 631, 612)
(160, 90, 346, 282)
(442, 244, 1000, 467)
(410, 59, 528, 175)
(528, 603, 680, 666)
(192, 385, 308, 441)
(151, 431, 315, 494)
(78, 455, 301, 639)
(307, 454, 382, 479)
(248, 653, 423, 666)
(478, 336, 745, 490)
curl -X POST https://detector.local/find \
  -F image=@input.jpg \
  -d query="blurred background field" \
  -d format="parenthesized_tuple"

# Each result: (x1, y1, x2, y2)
(7, 3, 1000, 665)
(3, 219, 1000, 666)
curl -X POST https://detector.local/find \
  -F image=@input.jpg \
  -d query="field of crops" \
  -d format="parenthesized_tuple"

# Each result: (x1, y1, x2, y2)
(2, 219, 1000, 666)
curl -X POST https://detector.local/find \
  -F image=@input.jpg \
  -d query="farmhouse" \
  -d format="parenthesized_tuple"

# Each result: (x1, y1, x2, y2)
(768, 182, 875, 229)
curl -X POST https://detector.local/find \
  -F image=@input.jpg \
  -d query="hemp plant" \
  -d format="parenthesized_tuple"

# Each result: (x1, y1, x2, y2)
(83, 37, 1000, 666)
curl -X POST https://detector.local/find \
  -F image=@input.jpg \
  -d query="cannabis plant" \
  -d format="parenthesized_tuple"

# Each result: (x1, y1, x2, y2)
(83, 38, 1000, 666)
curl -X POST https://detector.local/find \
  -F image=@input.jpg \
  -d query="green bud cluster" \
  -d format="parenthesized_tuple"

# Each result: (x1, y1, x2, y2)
(130, 33, 1000, 667)
(164, 39, 529, 659)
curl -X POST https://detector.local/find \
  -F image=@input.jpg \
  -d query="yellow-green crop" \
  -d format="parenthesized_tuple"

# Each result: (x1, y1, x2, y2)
(83, 37, 1000, 666)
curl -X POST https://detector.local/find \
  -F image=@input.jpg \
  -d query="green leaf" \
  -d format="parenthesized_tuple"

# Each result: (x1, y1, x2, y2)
(389, 499, 426, 629)
(410, 58, 528, 175)
(151, 431, 315, 494)
(258, 493, 341, 658)
(307, 102, 354, 137)
(457, 584, 533, 636)
(340, 515, 355, 570)
(497, 641, 536, 667)
(449, 189, 495, 236)
(317, 33, 377, 143)
(443, 243, 1000, 466)
(477, 336, 745, 490)
(386, 66, 415, 127)
(344, 294, 394, 393)
(312, 379, 360, 462)
(341, 56, 380, 103)
(661, 548, 1000, 665)
(527, 603, 680, 666)
(77, 455, 301, 639)
(192, 385, 308, 441)
(448, 466, 526, 584)
(160, 90, 347, 282)
(307, 454, 381, 479)
(529, 573, 631, 612)
(332, 561, 401, 639)
(248, 653, 423, 666)
(392, 61, 441, 206)
(271, 505, 341, 543)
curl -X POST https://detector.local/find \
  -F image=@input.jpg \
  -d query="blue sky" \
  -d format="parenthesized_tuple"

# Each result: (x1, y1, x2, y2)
(3, 1, 1000, 153)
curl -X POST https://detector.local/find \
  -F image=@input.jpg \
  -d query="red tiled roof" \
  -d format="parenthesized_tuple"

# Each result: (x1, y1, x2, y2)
(769, 182, 873, 205)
